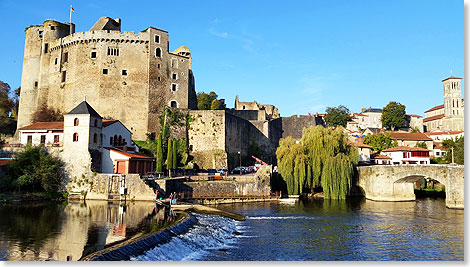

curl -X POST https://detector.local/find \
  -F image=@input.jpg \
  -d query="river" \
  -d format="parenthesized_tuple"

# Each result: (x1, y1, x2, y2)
(0, 197, 464, 261)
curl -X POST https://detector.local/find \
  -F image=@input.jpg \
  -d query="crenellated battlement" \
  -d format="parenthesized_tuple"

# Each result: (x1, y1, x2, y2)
(50, 30, 150, 50)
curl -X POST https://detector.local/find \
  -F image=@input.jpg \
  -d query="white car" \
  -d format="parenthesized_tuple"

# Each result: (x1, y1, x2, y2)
(218, 168, 228, 175)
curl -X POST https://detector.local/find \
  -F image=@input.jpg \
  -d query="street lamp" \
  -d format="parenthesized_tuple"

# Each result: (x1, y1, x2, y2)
(238, 151, 241, 175)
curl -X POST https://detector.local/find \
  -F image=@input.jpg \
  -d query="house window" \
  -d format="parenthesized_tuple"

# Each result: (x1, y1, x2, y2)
(63, 52, 68, 63)
(40, 135, 46, 144)
(172, 73, 177, 80)
(44, 43, 48, 53)
(171, 83, 177, 92)
(170, 100, 178, 108)
(27, 135, 32, 144)
(73, 133, 79, 142)
(122, 70, 127, 76)
(91, 51, 97, 58)
(93, 133, 97, 144)
(155, 48, 162, 58)
(154, 35, 160, 43)
(61, 71, 66, 82)
(54, 135, 60, 143)
(103, 69, 108, 75)
(74, 118, 79, 126)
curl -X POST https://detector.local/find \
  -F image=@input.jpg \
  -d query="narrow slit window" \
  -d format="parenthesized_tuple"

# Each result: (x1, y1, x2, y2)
(44, 43, 48, 53)
(155, 48, 162, 58)
(171, 83, 177, 91)
(63, 52, 68, 63)
(122, 70, 127, 76)
(103, 69, 108, 75)
(61, 71, 66, 82)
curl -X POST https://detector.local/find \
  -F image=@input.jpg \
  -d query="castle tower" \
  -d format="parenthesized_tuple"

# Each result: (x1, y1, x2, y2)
(442, 76, 463, 118)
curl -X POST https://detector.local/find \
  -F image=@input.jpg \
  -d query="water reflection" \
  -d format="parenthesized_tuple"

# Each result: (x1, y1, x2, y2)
(0, 200, 173, 261)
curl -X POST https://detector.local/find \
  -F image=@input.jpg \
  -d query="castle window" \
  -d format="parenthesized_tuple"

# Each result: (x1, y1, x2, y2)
(63, 52, 68, 63)
(170, 100, 178, 108)
(91, 51, 97, 59)
(55, 58, 58, 65)
(171, 59, 177, 68)
(73, 133, 79, 142)
(50, 25, 55, 30)
(243, 105, 246, 110)
(154, 35, 160, 43)
(103, 69, 108, 75)
(107, 47, 119, 56)
(122, 70, 127, 76)
(157, 63, 161, 69)
(155, 48, 162, 58)
(93, 133, 97, 144)
(157, 76, 161, 82)
(34, 81, 38, 88)
(44, 43, 48, 53)
(61, 71, 66, 82)
(181, 59, 184, 62)
(74, 118, 79, 126)
(172, 73, 177, 80)
(189, 145, 193, 152)
(171, 83, 177, 92)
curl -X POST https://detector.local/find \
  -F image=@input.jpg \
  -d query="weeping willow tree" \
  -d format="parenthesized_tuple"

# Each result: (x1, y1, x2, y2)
(276, 126, 358, 199)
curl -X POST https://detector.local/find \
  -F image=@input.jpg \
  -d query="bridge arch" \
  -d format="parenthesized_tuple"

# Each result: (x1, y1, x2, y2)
(357, 165, 463, 209)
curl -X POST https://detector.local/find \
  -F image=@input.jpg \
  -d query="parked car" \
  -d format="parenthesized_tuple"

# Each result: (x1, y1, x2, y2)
(207, 169, 217, 174)
(232, 167, 243, 174)
(218, 168, 228, 175)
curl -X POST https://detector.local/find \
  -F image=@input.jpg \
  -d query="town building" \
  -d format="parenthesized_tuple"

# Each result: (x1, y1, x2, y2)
(346, 108, 423, 132)
(388, 131, 433, 153)
(18, 100, 154, 175)
(423, 76, 464, 132)
(382, 146, 431, 165)
(350, 141, 372, 164)
(17, 17, 197, 141)
(370, 154, 391, 165)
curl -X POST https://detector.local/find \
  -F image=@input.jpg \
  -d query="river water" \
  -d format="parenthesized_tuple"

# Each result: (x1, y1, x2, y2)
(0, 198, 464, 261)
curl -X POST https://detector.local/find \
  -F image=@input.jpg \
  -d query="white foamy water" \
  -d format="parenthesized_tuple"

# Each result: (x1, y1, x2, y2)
(131, 213, 241, 261)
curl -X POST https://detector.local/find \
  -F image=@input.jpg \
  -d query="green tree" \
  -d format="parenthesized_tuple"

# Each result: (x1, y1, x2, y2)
(197, 91, 218, 110)
(381, 101, 406, 130)
(276, 126, 358, 199)
(166, 138, 173, 171)
(5, 145, 64, 193)
(324, 105, 351, 127)
(210, 99, 221, 110)
(172, 139, 177, 169)
(442, 136, 464, 165)
(156, 134, 163, 172)
(363, 133, 398, 152)
(11, 86, 20, 120)
(415, 142, 427, 149)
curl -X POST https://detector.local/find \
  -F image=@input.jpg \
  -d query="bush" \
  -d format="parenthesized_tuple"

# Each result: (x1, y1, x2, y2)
(4, 145, 64, 193)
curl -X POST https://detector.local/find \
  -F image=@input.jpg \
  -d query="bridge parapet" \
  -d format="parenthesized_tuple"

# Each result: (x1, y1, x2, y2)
(357, 165, 464, 209)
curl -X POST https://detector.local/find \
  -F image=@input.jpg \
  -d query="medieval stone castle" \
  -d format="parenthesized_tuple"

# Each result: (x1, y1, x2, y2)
(17, 17, 321, 170)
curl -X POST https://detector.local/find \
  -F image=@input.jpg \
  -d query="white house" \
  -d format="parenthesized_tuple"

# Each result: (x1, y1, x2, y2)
(102, 147, 154, 175)
(382, 146, 430, 165)
(370, 154, 392, 165)
(424, 130, 464, 142)
(350, 141, 372, 164)
(18, 122, 64, 146)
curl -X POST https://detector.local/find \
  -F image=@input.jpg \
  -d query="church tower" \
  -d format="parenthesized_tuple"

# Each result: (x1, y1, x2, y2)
(442, 75, 463, 118)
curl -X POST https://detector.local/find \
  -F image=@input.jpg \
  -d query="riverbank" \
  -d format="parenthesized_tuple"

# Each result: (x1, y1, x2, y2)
(0, 191, 68, 203)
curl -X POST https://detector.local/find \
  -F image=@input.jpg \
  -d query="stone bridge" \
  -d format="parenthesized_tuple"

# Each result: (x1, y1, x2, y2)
(357, 165, 464, 209)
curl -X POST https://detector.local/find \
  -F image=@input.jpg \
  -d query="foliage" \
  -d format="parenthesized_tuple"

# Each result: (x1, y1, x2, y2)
(210, 99, 221, 110)
(156, 134, 163, 172)
(430, 156, 448, 164)
(166, 139, 173, 170)
(415, 142, 427, 149)
(363, 133, 398, 152)
(172, 139, 177, 169)
(324, 105, 351, 127)
(411, 126, 421, 133)
(32, 103, 63, 123)
(276, 126, 358, 199)
(0, 81, 16, 135)
(11, 86, 20, 120)
(381, 101, 406, 130)
(4, 145, 64, 193)
(197, 91, 219, 110)
(442, 136, 464, 165)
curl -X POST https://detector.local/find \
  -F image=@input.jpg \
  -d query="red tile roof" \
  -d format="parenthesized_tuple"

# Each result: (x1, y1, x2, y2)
(433, 142, 443, 150)
(105, 147, 154, 160)
(406, 114, 422, 118)
(426, 131, 463, 136)
(423, 114, 445, 122)
(349, 142, 372, 148)
(424, 104, 444, 113)
(371, 154, 391, 159)
(388, 131, 432, 141)
(18, 121, 64, 131)
(103, 120, 119, 127)
(442, 76, 462, 82)
(383, 146, 429, 152)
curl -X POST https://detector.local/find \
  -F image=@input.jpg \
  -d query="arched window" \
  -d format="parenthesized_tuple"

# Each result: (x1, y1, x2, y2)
(94, 119, 98, 127)
(93, 133, 97, 144)
(73, 133, 79, 142)
(74, 118, 79, 126)
(155, 48, 162, 58)
(170, 100, 178, 108)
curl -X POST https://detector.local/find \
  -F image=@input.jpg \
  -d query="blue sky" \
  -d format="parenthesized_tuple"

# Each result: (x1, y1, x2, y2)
(0, 0, 464, 117)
